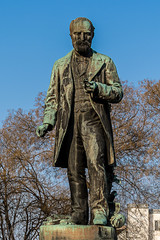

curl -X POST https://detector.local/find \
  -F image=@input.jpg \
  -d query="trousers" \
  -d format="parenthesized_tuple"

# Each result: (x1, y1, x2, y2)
(64, 104, 109, 224)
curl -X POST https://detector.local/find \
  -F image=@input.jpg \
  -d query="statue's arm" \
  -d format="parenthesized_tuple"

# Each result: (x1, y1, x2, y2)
(94, 59, 123, 103)
(43, 63, 59, 127)
(36, 63, 59, 137)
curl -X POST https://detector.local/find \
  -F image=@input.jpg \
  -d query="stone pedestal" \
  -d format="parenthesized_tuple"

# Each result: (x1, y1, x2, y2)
(40, 224, 117, 240)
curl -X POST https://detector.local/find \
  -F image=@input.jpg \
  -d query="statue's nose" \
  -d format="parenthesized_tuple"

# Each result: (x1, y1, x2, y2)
(81, 32, 85, 40)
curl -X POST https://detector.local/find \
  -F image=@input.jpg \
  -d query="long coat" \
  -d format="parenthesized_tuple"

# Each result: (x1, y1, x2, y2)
(43, 49, 123, 168)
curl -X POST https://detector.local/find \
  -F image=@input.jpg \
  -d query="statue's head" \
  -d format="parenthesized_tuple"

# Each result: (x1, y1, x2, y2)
(70, 17, 95, 55)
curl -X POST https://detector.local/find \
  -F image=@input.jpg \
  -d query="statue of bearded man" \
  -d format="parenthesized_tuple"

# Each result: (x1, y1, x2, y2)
(37, 17, 123, 226)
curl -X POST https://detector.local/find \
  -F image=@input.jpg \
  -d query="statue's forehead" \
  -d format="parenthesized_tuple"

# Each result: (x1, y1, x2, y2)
(73, 20, 91, 32)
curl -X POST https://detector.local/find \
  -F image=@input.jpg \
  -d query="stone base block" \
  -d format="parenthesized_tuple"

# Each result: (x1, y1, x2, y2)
(40, 224, 117, 240)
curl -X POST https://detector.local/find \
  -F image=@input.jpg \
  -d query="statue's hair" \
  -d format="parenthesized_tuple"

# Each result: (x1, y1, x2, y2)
(70, 17, 95, 34)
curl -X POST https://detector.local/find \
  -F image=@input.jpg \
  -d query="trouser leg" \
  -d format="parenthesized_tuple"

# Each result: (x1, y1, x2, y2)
(67, 111, 88, 225)
(80, 110, 109, 222)
(67, 179, 88, 224)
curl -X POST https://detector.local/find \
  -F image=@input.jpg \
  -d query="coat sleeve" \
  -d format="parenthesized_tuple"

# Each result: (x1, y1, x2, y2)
(43, 62, 59, 127)
(95, 58, 123, 103)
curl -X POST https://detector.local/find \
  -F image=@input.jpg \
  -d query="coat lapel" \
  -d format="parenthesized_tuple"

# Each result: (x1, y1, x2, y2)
(88, 50, 105, 82)
(61, 49, 105, 83)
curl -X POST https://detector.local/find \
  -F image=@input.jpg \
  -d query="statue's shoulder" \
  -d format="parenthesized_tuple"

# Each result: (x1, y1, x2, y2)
(92, 50, 111, 63)
(54, 51, 73, 67)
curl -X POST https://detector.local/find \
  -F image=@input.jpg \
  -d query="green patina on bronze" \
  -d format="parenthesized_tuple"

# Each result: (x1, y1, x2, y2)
(40, 225, 117, 240)
(41, 49, 123, 168)
(37, 17, 124, 230)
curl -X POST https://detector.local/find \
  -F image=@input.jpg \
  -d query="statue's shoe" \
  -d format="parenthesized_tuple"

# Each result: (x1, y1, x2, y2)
(60, 215, 87, 225)
(93, 211, 107, 226)
(60, 217, 76, 225)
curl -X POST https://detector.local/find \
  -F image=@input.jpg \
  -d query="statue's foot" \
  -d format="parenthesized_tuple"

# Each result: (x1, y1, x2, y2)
(93, 211, 107, 226)
(60, 215, 88, 225)
(60, 217, 76, 225)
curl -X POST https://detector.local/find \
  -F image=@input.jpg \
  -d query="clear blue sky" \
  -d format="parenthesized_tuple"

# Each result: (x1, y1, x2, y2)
(0, 0, 160, 126)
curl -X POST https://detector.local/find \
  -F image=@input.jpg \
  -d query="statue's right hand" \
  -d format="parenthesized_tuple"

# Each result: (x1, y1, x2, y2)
(36, 124, 49, 137)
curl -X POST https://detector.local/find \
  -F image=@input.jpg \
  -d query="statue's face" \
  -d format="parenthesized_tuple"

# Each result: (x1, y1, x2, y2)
(70, 20, 93, 54)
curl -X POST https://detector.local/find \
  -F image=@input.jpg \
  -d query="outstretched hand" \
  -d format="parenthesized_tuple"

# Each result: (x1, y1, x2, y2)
(36, 124, 50, 137)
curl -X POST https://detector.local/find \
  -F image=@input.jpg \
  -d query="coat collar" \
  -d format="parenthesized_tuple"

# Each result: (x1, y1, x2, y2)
(61, 49, 105, 81)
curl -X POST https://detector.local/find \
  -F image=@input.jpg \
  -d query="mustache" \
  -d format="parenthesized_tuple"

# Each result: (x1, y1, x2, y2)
(74, 40, 90, 46)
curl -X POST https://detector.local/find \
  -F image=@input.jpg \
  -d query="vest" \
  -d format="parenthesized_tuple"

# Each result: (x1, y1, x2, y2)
(71, 52, 93, 112)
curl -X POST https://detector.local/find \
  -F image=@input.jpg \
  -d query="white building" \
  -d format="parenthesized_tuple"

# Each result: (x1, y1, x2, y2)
(127, 204, 149, 240)
(117, 204, 160, 240)
(149, 209, 160, 240)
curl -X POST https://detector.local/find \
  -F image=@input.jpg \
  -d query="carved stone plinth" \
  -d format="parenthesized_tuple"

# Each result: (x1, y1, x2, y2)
(40, 224, 117, 240)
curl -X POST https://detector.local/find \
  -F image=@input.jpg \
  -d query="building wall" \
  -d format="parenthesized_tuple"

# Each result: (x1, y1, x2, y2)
(118, 230, 127, 240)
(127, 204, 149, 240)
(149, 209, 160, 240)
(117, 205, 160, 240)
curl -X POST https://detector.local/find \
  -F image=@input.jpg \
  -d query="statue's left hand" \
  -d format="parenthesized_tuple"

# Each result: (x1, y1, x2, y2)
(83, 80, 98, 93)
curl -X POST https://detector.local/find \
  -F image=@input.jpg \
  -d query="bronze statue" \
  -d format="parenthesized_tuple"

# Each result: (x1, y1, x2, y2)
(36, 17, 123, 226)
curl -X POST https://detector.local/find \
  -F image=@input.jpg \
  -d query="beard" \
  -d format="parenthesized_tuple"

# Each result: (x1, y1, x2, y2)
(72, 40, 91, 54)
